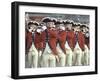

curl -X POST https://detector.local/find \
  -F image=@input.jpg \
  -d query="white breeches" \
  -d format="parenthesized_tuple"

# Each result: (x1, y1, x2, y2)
(83, 45, 90, 65)
(56, 46, 66, 67)
(65, 42, 73, 66)
(65, 48, 73, 66)
(26, 43, 90, 68)
(73, 42, 84, 66)
(27, 43, 38, 68)
(41, 43, 56, 67)
(57, 53, 66, 67)
(73, 48, 83, 66)
(42, 53, 56, 67)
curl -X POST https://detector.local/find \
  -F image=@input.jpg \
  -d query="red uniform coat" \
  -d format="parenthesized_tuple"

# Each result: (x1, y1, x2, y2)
(85, 36, 90, 49)
(66, 30, 75, 51)
(47, 28, 58, 55)
(58, 30, 67, 54)
(76, 32, 85, 51)
(25, 30, 33, 54)
(34, 31, 46, 50)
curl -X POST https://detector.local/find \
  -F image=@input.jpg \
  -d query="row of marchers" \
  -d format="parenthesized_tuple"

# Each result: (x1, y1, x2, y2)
(25, 18, 90, 68)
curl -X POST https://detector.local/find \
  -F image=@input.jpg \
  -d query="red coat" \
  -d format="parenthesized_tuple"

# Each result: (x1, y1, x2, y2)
(76, 32, 85, 51)
(34, 31, 46, 50)
(47, 28, 58, 55)
(85, 36, 90, 49)
(25, 30, 32, 54)
(66, 30, 75, 51)
(58, 30, 67, 54)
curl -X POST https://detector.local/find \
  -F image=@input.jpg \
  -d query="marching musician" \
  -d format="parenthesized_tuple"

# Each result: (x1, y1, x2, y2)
(80, 25, 90, 65)
(41, 17, 59, 67)
(34, 26, 46, 67)
(64, 20, 75, 66)
(55, 20, 66, 67)
(26, 21, 39, 68)
(73, 23, 85, 66)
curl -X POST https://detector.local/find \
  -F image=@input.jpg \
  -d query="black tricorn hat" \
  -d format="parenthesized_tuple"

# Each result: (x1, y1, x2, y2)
(51, 18, 57, 23)
(55, 21, 61, 25)
(86, 26, 89, 29)
(42, 17, 52, 23)
(77, 23, 81, 26)
(72, 23, 81, 27)
(55, 20, 63, 25)
(80, 24, 86, 28)
(63, 20, 73, 25)
(28, 21, 39, 26)
(85, 25, 89, 29)
(72, 23, 78, 26)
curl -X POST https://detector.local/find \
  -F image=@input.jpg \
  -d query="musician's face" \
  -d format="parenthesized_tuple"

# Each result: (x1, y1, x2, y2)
(86, 27, 89, 32)
(28, 27, 33, 32)
(36, 28, 42, 34)
(47, 22, 54, 27)
(59, 24, 65, 31)
(68, 24, 72, 30)
(82, 27, 86, 33)
(55, 24, 60, 30)
(28, 24, 37, 32)
(74, 26, 80, 32)
(55, 24, 59, 27)
(49, 25, 56, 30)
(65, 24, 72, 30)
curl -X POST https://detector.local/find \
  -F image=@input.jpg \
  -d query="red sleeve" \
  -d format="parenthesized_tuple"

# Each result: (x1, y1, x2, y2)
(41, 31, 46, 42)
(34, 32, 46, 50)
(78, 32, 85, 51)
(58, 31, 67, 54)
(67, 31, 75, 51)
(26, 32, 32, 52)
(48, 29, 58, 55)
